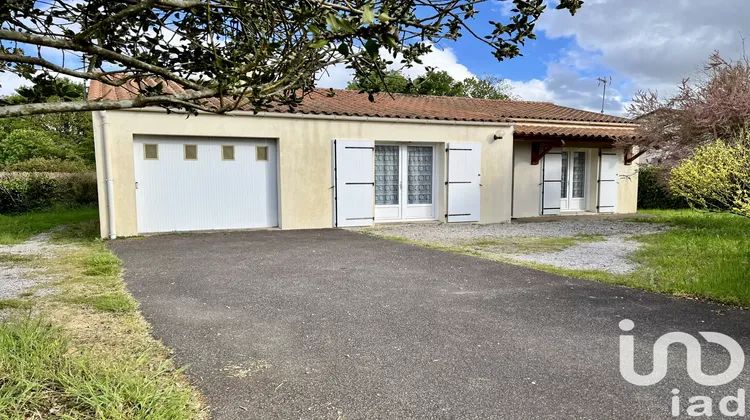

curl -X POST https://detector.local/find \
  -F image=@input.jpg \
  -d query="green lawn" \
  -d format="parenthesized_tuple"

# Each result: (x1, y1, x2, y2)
(630, 210, 750, 306)
(0, 207, 99, 245)
(0, 208, 204, 418)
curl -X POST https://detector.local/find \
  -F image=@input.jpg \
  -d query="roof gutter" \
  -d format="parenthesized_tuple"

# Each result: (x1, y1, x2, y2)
(112, 106, 637, 128)
(97, 111, 117, 239)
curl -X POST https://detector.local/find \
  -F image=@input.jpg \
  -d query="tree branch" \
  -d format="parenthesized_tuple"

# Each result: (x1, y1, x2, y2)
(0, 88, 218, 117)
(0, 29, 205, 91)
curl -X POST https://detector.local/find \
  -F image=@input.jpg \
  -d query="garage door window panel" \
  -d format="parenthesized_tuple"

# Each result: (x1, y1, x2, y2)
(256, 146, 268, 161)
(222, 145, 235, 160)
(144, 144, 158, 160)
(184, 144, 198, 160)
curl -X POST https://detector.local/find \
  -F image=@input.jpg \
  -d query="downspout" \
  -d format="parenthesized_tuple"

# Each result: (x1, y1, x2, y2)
(98, 111, 117, 239)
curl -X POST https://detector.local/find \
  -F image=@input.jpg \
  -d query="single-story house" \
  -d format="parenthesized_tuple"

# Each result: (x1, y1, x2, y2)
(88, 80, 640, 239)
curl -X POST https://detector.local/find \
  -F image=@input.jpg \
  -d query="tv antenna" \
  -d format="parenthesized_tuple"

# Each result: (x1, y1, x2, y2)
(597, 76, 611, 114)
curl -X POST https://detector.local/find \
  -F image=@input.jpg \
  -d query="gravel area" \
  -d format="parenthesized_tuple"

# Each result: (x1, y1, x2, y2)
(513, 236, 642, 274)
(0, 233, 62, 299)
(360, 218, 669, 274)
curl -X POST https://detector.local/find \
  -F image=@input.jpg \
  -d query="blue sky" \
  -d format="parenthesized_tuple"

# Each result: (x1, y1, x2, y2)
(319, 0, 750, 116)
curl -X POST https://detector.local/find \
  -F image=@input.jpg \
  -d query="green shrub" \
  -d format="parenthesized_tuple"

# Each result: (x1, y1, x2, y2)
(0, 129, 74, 165)
(5, 157, 90, 173)
(0, 173, 97, 213)
(637, 165, 688, 209)
(670, 135, 750, 217)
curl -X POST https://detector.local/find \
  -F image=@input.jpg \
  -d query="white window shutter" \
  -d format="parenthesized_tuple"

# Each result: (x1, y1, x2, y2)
(541, 152, 562, 215)
(333, 140, 375, 227)
(597, 151, 619, 213)
(446, 142, 481, 222)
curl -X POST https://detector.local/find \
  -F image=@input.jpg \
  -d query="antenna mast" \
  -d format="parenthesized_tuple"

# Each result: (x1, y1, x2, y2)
(596, 76, 611, 114)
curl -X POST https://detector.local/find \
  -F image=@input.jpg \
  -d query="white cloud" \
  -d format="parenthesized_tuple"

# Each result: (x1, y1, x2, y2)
(508, 79, 555, 102)
(396, 44, 474, 81)
(0, 72, 30, 97)
(316, 44, 475, 88)
(539, 0, 750, 90)
(316, 63, 354, 89)
(505, 0, 750, 115)
(507, 60, 627, 114)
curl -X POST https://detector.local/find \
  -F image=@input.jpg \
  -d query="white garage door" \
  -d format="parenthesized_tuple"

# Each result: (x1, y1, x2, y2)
(133, 136, 278, 233)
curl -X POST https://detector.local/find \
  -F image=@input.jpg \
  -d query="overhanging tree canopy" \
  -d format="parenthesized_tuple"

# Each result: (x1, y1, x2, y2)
(0, 0, 582, 117)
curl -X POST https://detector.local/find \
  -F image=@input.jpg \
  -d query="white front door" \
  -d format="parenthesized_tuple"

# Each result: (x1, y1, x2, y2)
(446, 142, 482, 222)
(374, 144, 436, 221)
(560, 150, 587, 212)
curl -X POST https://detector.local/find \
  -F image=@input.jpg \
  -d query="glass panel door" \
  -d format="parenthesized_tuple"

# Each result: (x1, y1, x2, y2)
(374, 144, 435, 221)
(375, 145, 399, 205)
(560, 151, 569, 211)
(404, 146, 434, 219)
(560, 150, 586, 211)
(374, 145, 401, 220)
(572, 152, 586, 198)
(407, 146, 433, 205)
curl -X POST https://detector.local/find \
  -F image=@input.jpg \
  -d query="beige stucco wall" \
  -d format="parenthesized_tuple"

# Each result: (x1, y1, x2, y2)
(511, 142, 639, 217)
(93, 109, 514, 237)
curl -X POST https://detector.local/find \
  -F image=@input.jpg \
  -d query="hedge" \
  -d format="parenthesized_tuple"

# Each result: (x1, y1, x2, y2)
(4, 158, 91, 173)
(0, 173, 97, 214)
(637, 165, 688, 209)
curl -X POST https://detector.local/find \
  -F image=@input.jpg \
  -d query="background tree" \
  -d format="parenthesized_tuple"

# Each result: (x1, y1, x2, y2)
(0, 0, 582, 117)
(461, 75, 514, 100)
(1, 76, 84, 105)
(347, 69, 514, 99)
(346, 70, 412, 93)
(0, 79, 93, 169)
(627, 53, 750, 163)
(628, 53, 750, 217)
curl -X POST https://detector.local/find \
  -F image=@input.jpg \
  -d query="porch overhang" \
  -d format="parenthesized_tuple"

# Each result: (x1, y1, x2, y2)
(513, 123, 638, 165)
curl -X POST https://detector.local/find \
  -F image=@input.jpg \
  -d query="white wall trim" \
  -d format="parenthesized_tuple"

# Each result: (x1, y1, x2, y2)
(111, 107, 516, 127)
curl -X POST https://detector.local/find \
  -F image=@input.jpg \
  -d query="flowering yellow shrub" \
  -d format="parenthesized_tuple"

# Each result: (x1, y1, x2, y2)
(670, 134, 750, 217)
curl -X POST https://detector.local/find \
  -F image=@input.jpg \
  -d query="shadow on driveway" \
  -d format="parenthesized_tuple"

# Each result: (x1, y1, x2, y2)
(110, 229, 750, 419)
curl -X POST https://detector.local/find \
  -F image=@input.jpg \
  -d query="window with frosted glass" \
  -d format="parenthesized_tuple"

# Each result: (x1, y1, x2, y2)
(375, 145, 399, 205)
(560, 152, 568, 198)
(407, 146, 432, 204)
(572, 152, 586, 198)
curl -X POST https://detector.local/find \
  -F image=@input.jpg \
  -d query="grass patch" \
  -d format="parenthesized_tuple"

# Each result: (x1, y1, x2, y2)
(63, 293, 136, 313)
(628, 210, 750, 306)
(0, 211, 205, 417)
(465, 234, 604, 254)
(0, 253, 36, 264)
(0, 319, 198, 419)
(0, 207, 98, 245)
(0, 298, 33, 310)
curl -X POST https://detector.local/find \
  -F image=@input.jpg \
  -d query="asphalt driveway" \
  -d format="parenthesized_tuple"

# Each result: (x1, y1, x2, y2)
(110, 229, 750, 419)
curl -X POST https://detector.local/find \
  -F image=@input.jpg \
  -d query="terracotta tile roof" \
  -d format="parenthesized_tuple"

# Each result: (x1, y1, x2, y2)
(513, 124, 638, 140)
(87, 79, 636, 126)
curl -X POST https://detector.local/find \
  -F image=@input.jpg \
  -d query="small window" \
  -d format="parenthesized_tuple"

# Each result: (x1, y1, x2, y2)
(184, 144, 197, 160)
(144, 144, 158, 160)
(256, 145, 268, 161)
(222, 145, 235, 160)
